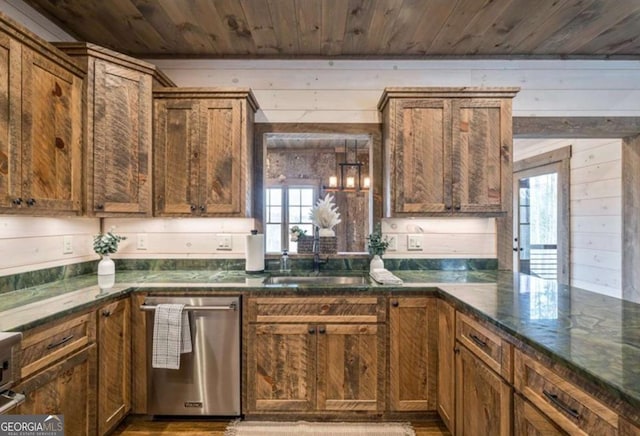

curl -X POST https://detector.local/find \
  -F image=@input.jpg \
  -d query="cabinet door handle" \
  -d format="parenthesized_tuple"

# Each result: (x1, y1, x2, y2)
(469, 334, 488, 348)
(445, 205, 452, 211)
(454, 204, 461, 211)
(102, 310, 111, 317)
(308, 327, 316, 334)
(318, 326, 326, 334)
(96, 204, 104, 210)
(199, 205, 206, 212)
(543, 390, 581, 420)
(26, 198, 36, 207)
(190, 204, 197, 212)
(391, 300, 399, 307)
(12, 198, 22, 206)
(46, 335, 74, 350)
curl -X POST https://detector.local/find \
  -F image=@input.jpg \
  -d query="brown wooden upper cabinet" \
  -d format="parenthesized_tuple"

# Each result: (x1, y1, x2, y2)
(55, 42, 174, 217)
(153, 89, 258, 217)
(378, 87, 519, 216)
(0, 13, 84, 215)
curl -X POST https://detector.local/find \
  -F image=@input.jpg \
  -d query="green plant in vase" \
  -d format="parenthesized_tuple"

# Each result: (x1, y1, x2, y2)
(367, 223, 390, 270)
(93, 229, 126, 290)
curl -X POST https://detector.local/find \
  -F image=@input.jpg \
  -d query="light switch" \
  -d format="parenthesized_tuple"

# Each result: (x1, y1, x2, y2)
(407, 235, 423, 251)
(217, 235, 232, 250)
(137, 234, 148, 250)
(63, 235, 73, 254)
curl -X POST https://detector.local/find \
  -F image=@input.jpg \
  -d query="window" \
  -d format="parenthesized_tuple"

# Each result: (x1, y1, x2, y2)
(265, 186, 315, 253)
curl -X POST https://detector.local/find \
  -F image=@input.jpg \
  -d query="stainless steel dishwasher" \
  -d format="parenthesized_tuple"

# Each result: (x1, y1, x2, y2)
(142, 296, 240, 416)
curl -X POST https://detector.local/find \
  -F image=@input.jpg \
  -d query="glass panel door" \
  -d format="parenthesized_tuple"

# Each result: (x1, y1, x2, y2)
(514, 167, 559, 280)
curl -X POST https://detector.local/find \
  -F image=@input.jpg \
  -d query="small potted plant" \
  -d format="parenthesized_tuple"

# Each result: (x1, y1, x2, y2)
(93, 228, 126, 290)
(367, 223, 390, 271)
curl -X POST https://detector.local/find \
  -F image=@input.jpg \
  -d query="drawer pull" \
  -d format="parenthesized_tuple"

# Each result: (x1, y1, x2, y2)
(543, 390, 581, 420)
(46, 335, 74, 350)
(470, 334, 488, 348)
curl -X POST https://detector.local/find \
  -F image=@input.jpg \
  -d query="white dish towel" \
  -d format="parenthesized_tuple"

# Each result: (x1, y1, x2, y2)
(152, 303, 192, 369)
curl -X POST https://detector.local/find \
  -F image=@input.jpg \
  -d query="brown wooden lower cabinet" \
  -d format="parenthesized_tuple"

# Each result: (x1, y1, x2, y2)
(514, 393, 565, 435)
(437, 299, 455, 433)
(456, 344, 512, 436)
(97, 298, 131, 435)
(389, 297, 437, 412)
(13, 344, 97, 435)
(245, 322, 384, 414)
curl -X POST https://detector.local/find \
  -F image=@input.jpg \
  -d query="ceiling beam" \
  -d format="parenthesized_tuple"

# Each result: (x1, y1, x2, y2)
(513, 117, 640, 138)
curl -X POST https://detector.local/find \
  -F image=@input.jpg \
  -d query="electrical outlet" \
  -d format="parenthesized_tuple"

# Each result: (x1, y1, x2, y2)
(217, 234, 232, 250)
(63, 235, 73, 254)
(407, 234, 423, 251)
(137, 233, 148, 250)
(386, 235, 397, 251)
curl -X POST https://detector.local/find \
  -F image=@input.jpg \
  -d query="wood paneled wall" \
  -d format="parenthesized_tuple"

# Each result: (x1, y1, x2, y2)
(102, 218, 255, 259)
(0, 217, 99, 275)
(515, 138, 622, 298)
(381, 218, 496, 259)
(148, 59, 640, 124)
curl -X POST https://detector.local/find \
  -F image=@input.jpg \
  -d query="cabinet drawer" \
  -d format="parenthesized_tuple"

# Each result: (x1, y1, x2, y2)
(21, 312, 95, 379)
(247, 297, 385, 323)
(456, 312, 513, 381)
(514, 349, 618, 435)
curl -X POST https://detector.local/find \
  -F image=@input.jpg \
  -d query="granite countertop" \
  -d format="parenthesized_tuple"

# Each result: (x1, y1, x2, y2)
(0, 268, 638, 414)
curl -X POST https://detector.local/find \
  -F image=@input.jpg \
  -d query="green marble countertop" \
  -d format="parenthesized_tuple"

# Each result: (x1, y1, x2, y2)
(0, 268, 638, 415)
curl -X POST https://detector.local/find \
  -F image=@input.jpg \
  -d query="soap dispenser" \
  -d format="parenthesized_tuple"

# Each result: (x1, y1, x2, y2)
(280, 250, 290, 273)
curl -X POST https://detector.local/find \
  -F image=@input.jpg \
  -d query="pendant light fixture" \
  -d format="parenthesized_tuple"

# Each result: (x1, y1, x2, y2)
(324, 139, 369, 192)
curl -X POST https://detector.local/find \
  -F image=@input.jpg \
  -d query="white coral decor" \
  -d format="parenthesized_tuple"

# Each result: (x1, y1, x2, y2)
(309, 194, 341, 235)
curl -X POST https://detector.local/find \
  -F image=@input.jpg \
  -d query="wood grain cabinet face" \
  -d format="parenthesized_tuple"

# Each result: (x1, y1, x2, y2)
(456, 345, 512, 436)
(13, 344, 97, 436)
(0, 17, 84, 215)
(19, 48, 83, 214)
(514, 349, 620, 436)
(0, 33, 20, 210)
(380, 88, 517, 217)
(245, 297, 385, 415)
(246, 323, 316, 412)
(389, 297, 437, 412)
(153, 90, 257, 217)
(437, 299, 455, 433)
(514, 393, 566, 436)
(97, 298, 131, 435)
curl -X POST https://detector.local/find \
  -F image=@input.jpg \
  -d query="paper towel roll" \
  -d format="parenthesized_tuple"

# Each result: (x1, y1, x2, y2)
(245, 231, 265, 273)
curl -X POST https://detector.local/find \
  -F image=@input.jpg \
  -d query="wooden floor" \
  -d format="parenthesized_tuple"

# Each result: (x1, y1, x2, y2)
(112, 417, 451, 435)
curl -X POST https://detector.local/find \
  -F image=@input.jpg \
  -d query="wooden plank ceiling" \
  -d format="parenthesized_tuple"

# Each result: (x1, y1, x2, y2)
(22, 0, 640, 58)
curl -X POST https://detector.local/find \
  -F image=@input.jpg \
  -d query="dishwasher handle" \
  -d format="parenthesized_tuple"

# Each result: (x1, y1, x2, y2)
(140, 302, 237, 312)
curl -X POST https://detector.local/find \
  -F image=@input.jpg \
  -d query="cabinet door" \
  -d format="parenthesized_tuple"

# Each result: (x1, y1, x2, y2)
(21, 47, 82, 214)
(316, 324, 384, 412)
(456, 345, 512, 436)
(13, 345, 96, 435)
(154, 99, 200, 216)
(437, 299, 455, 433)
(92, 60, 152, 215)
(98, 298, 131, 435)
(452, 98, 511, 213)
(393, 99, 452, 214)
(246, 323, 316, 413)
(0, 33, 21, 210)
(199, 98, 244, 215)
(514, 394, 565, 436)
(389, 297, 437, 411)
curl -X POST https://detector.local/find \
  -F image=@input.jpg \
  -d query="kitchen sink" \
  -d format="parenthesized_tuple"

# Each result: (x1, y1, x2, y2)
(264, 275, 369, 286)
